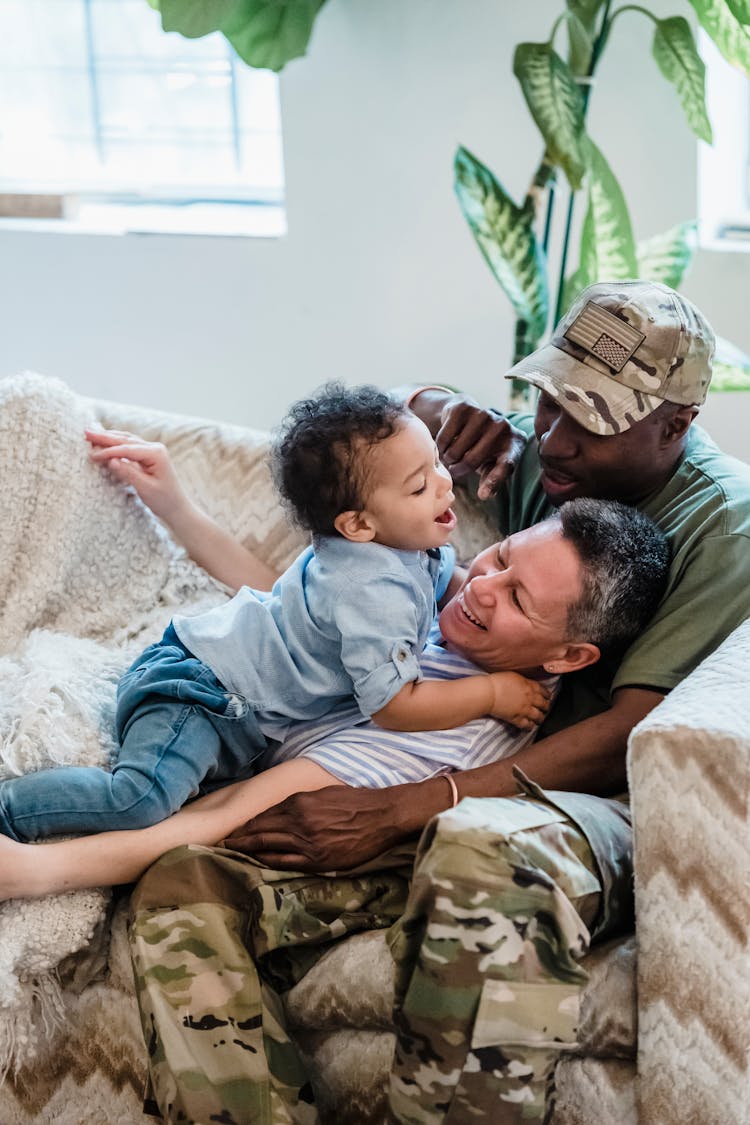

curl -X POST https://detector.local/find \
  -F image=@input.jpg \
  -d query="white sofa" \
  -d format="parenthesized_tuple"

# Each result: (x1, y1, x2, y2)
(0, 382, 747, 1125)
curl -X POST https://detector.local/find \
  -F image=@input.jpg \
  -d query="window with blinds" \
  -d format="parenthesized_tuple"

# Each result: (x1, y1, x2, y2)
(0, 0, 285, 236)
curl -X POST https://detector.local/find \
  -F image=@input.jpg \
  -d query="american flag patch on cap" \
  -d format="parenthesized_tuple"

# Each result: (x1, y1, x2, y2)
(564, 301, 646, 373)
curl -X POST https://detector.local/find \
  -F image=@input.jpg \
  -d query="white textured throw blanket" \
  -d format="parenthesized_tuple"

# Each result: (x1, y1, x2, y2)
(0, 372, 497, 1080)
(0, 372, 303, 1076)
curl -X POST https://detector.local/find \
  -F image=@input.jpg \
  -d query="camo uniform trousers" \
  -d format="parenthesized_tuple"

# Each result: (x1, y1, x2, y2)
(129, 791, 616, 1125)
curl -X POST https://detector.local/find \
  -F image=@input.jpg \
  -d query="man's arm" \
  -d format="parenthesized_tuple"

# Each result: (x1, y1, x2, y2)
(394, 385, 528, 500)
(224, 686, 663, 870)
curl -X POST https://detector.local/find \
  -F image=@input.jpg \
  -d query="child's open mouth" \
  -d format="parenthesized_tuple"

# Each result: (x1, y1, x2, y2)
(435, 507, 456, 528)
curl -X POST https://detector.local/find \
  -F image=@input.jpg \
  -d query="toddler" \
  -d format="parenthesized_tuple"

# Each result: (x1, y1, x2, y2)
(0, 383, 546, 843)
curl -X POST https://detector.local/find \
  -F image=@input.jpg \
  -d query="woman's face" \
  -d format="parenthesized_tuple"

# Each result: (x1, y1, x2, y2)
(438, 521, 585, 674)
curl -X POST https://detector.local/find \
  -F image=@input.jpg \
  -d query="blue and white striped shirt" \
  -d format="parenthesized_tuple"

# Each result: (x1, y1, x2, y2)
(264, 623, 558, 788)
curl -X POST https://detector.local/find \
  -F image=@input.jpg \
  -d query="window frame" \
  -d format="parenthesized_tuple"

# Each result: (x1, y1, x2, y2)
(0, 0, 285, 238)
(698, 31, 750, 251)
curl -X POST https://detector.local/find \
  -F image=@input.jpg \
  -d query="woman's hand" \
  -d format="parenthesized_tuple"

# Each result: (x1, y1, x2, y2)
(86, 428, 191, 525)
(222, 780, 449, 871)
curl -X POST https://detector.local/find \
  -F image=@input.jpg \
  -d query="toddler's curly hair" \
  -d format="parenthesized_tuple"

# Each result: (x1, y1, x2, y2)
(271, 382, 409, 536)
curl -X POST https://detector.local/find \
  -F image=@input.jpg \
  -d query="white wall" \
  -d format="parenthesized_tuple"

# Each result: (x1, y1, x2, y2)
(0, 0, 748, 457)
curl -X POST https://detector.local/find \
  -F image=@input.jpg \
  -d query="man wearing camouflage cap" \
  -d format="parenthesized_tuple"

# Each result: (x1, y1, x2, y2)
(129, 281, 750, 1123)
(508, 278, 713, 437)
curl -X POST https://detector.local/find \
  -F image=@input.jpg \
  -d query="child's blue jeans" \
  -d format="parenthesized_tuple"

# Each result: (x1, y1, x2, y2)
(0, 625, 270, 842)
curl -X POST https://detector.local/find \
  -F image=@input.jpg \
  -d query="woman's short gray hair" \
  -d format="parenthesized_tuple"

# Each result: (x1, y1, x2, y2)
(556, 498, 671, 651)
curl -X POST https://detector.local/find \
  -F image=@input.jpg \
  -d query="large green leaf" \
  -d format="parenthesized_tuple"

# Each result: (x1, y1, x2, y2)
(152, 0, 326, 70)
(566, 0, 608, 35)
(687, 0, 750, 77)
(566, 11, 594, 75)
(159, 0, 241, 37)
(563, 138, 636, 311)
(726, 0, 750, 25)
(652, 17, 712, 143)
(636, 221, 697, 289)
(513, 43, 587, 190)
(565, 1, 608, 73)
(224, 0, 326, 71)
(454, 146, 549, 353)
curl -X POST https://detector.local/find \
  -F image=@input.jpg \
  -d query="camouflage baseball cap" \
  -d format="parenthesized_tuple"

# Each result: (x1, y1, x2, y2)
(506, 280, 715, 436)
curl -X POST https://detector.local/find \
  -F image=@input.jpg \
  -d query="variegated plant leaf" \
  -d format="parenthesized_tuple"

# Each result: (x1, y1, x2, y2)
(726, 0, 750, 25)
(513, 42, 587, 189)
(566, 0, 608, 35)
(687, 0, 750, 77)
(652, 17, 712, 143)
(636, 221, 697, 289)
(454, 146, 549, 353)
(159, 0, 243, 37)
(566, 10, 594, 74)
(562, 139, 636, 315)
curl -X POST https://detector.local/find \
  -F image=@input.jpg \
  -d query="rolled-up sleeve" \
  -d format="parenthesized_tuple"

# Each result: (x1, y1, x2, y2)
(333, 576, 425, 718)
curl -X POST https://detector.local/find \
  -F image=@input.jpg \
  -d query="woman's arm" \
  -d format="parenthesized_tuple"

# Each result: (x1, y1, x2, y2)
(86, 429, 280, 592)
(0, 759, 338, 901)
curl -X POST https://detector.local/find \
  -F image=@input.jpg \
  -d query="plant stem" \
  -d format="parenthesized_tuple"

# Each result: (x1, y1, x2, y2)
(553, 0, 613, 323)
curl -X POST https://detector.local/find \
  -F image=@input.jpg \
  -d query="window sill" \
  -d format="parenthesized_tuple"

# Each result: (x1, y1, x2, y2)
(0, 201, 286, 239)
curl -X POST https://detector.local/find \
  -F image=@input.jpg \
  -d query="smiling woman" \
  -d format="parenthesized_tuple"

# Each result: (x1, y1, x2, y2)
(440, 500, 671, 675)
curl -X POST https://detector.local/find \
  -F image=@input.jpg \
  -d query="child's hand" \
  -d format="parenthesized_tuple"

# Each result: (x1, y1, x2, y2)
(486, 672, 551, 729)
(85, 428, 190, 525)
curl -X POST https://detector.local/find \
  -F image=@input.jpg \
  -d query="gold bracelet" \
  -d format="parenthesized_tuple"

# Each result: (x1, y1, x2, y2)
(405, 384, 455, 409)
(443, 772, 459, 809)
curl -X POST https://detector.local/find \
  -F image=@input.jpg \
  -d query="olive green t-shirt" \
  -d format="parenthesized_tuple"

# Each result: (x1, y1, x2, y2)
(491, 414, 750, 735)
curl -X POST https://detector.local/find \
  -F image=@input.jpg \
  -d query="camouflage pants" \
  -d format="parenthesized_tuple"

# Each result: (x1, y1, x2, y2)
(129, 793, 612, 1125)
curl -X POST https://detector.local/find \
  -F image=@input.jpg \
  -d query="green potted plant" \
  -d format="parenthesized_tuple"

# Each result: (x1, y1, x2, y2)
(453, 0, 750, 402)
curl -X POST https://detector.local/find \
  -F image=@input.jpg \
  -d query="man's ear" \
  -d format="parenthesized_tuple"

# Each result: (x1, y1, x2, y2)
(333, 509, 377, 543)
(543, 642, 600, 676)
(661, 404, 698, 445)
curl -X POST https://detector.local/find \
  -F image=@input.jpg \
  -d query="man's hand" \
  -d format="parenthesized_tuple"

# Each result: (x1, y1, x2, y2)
(222, 782, 443, 871)
(405, 389, 527, 501)
(437, 395, 527, 500)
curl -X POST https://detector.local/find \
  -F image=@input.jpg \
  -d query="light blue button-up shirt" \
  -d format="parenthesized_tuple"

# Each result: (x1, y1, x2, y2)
(174, 536, 455, 739)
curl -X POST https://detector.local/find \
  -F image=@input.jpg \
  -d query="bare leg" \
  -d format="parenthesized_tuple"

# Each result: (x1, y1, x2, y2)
(0, 759, 342, 901)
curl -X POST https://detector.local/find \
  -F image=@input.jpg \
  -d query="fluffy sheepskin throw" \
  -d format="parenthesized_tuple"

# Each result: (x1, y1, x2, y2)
(0, 373, 241, 1075)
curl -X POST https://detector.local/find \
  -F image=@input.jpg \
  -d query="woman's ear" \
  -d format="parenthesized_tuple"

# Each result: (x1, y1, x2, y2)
(544, 642, 600, 675)
(333, 510, 377, 543)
